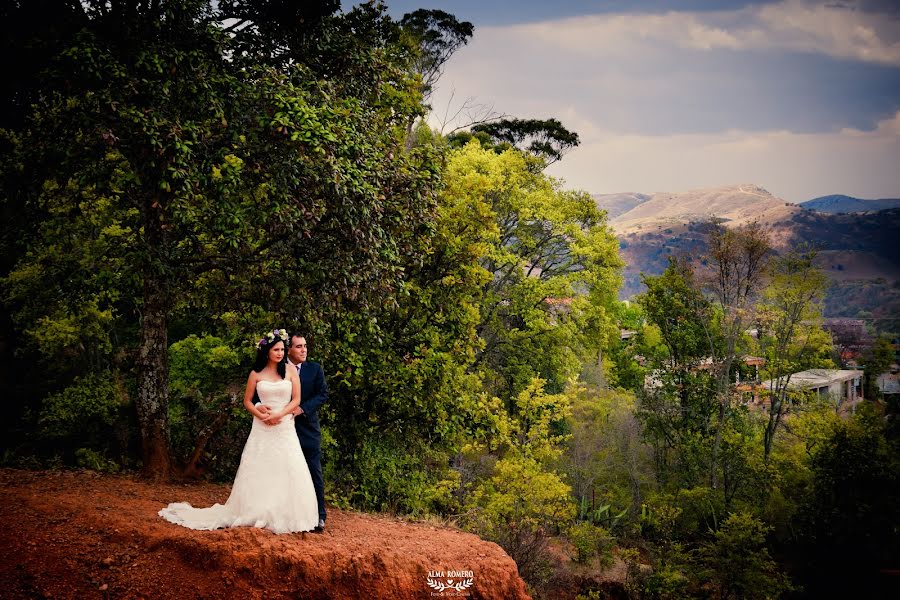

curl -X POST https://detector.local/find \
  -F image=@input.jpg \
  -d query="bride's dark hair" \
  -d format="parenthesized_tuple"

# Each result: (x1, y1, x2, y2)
(253, 334, 288, 379)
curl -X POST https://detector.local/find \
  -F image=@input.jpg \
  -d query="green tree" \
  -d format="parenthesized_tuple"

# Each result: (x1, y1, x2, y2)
(471, 118, 580, 166)
(704, 222, 771, 489)
(755, 248, 832, 459)
(318, 128, 492, 512)
(699, 512, 791, 600)
(636, 258, 721, 488)
(3, 1, 438, 478)
(399, 9, 474, 103)
(464, 379, 577, 586)
(445, 142, 621, 403)
(167, 334, 245, 478)
(561, 386, 652, 519)
(863, 335, 895, 400)
(795, 406, 900, 597)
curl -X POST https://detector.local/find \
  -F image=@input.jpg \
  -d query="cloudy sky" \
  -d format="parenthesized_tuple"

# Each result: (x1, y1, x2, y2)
(376, 0, 900, 203)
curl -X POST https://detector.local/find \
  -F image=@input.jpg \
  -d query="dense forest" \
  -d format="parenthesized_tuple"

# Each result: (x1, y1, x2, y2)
(1, 2, 897, 598)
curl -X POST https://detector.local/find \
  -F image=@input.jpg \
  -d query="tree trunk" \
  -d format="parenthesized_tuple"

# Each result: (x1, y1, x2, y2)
(181, 407, 230, 479)
(136, 273, 172, 480)
(710, 357, 733, 490)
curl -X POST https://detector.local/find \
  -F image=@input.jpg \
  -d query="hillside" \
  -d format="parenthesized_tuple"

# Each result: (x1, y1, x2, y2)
(603, 187, 900, 322)
(799, 194, 900, 214)
(591, 192, 650, 219)
(606, 184, 799, 234)
(0, 469, 530, 600)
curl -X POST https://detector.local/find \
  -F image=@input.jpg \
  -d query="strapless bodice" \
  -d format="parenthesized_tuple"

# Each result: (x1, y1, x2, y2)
(256, 378, 292, 410)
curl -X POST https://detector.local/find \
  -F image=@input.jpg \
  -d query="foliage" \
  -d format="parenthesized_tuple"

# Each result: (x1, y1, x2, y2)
(605, 301, 649, 391)
(318, 128, 488, 511)
(37, 371, 130, 465)
(446, 141, 621, 401)
(637, 361, 719, 488)
(38, 372, 126, 441)
(460, 380, 579, 589)
(168, 335, 245, 401)
(469, 454, 575, 533)
(561, 386, 652, 521)
(2, 0, 440, 478)
(567, 521, 615, 565)
(462, 381, 576, 534)
(698, 512, 792, 600)
(622, 543, 692, 600)
(465, 453, 572, 588)
(704, 222, 772, 489)
(863, 335, 895, 399)
(327, 435, 442, 516)
(635, 258, 723, 489)
(793, 405, 900, 597)
(638, 257, 716, 368)
(74, 447, 121, 473)
(167, 334, 248, 479)
(471, 118, 580, 166)
(399, 9, 474, 102)
(755, 248, 832, 459)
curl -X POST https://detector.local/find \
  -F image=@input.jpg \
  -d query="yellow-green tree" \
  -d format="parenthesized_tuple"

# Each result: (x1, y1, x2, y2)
(446, 141, 622, 402)
(756, 248, 832, 459)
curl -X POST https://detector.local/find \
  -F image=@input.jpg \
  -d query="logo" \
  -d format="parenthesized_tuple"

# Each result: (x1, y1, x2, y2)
(426, 570, 474, 597)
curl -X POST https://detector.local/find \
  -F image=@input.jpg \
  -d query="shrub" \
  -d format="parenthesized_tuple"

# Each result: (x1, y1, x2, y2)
(38, 372, 125, 439)
(327, 434, 444, 516)
(568, 521, 615, 565)
(698, 512, 792, 600)
(37, 371, 129, 466)
(74, 447, 120, 473)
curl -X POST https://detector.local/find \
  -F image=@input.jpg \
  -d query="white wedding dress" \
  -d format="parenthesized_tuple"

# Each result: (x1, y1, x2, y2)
(159, 379, 319, 533)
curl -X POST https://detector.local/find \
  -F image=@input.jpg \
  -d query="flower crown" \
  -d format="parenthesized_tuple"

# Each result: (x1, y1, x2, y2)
(256, 328, 289, 350)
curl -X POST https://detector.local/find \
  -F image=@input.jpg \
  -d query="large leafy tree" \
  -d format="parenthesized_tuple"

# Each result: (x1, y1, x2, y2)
(443, 142, 622, 402)
(2, 0, 437, 478)
(636, 258, 721, 487)
(315, 129, 493, 511)
(703, 222, 771, 488)
(755, 248, 832, 459)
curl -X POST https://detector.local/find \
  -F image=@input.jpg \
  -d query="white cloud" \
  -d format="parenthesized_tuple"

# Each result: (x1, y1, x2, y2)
(547, 110, 900, 202)
(425, 0, 900, 200)
(512, 0, 900, 66)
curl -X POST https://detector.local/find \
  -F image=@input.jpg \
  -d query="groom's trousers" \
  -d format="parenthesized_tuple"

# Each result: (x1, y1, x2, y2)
(302, 445, 326, 522)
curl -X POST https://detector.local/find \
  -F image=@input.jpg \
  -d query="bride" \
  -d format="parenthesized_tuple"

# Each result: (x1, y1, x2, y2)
(159, 329, 319, 533)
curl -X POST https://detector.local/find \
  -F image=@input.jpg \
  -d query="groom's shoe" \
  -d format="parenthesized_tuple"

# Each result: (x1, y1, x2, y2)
(313, 519, 325, 533)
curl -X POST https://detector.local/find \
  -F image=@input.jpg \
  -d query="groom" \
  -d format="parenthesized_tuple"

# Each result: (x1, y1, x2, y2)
(285, 333, 328, 532)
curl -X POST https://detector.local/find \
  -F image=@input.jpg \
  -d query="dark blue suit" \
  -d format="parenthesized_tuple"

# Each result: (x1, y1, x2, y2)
(293, 360, 328, 523)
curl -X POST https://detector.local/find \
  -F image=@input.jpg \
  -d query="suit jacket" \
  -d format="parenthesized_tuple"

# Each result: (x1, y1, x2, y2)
(292, 360, 328, 448)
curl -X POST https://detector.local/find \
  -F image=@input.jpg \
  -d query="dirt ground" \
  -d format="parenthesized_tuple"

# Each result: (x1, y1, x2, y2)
(0, 469, 529, 600)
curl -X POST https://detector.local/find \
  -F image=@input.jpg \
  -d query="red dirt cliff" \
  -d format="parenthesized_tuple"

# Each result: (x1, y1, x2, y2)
(0, 469, 530, 599)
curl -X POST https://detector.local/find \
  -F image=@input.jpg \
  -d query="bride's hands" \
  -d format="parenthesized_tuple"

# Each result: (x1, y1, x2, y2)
(263, 413, 283, 425)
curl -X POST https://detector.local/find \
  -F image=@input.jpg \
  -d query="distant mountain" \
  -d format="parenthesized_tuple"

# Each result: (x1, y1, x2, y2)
(603, 184, 900, 323)
(592, 192, 650, 219)
(800, 194, 900, 214)
(604, 184, 798, 234)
